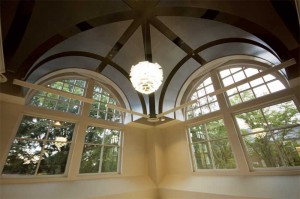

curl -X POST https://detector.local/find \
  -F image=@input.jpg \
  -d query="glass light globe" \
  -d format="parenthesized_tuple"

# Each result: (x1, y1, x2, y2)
(130, 61, 163, 94)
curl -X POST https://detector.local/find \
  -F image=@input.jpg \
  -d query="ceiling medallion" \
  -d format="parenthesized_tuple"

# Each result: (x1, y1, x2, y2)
(130, 61, 163, 94)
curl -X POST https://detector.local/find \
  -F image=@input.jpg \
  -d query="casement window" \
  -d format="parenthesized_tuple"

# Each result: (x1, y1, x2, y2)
(2, 75, 125, 177)
(188, 119, 236, 170)
(186, 63, 299, 172)
(30, 79, 87, 114)
(2, 115, 75, 175)
(79, 126, 121, 174)
(235, 100, 300, 168)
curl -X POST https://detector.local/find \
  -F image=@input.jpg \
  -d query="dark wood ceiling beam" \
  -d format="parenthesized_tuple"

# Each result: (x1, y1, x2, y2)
(96, 18, 142, 73)
(3, 0, 35, 69)
(149, 17, 206, 65)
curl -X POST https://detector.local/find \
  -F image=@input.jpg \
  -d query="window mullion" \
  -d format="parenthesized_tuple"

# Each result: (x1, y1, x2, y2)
(210, 70, 250, 172)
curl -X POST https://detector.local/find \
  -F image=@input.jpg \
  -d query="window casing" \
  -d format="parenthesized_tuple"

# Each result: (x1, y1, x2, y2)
(79, 126, 121, 174)
(185, 63, 300, 172)
(2, 115, 75, 175)
(235, 100, 300, 168)
(189, 119, 236, 170)
(30, 79, 87, 114)
(2, 76, 125, 177)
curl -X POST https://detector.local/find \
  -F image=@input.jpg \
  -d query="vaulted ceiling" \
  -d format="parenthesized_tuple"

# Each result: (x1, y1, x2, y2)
(1, 0, 299, 121)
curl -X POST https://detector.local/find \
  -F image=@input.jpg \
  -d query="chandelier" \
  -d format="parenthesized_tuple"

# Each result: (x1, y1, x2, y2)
(130, 61, 163, 94)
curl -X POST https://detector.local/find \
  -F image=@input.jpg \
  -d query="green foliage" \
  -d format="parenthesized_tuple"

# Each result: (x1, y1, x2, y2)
(2, 116, 75, 175)
(236, 101, 300, 168)
(190, 119, 236, 169)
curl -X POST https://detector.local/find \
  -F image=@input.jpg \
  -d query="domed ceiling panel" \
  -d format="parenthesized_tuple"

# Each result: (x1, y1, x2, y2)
(101, 65, 143, 121)
(162, 58, 200, 118)
(198, 43, 281, 65)
(157, 16, 273, 52)
(112, 26, 145, 73)
(28, 56, 101, 83)
(32, 20, 133, 68)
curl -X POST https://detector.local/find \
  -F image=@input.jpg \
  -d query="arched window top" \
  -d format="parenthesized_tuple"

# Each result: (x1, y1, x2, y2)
(186, 76, 220, 120)
(186, 62, 289, 120)
(29, 78, 87, 114)
(27, 74, 124, 124)
(218, 65, 287, 106)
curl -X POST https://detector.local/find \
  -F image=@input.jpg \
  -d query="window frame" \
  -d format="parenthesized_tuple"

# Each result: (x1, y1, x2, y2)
(183, 60, 300, 174)
(78, 124, 123, 175)
(232, 98, 300, 171)
(187, 117, 238, 171)
(1, 113, 78, 177)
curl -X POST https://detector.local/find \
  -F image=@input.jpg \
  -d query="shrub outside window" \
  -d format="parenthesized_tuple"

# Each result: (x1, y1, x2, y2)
(79, 126, 121, 174)
(188, 119, 236, 170)
(235, 100, 300, 168)
(2, 115, 75, 175)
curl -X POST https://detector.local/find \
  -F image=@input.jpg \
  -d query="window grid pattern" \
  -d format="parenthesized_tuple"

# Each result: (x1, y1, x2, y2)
(235, 100, 300, 168)
(30, 79, 86, 114)
(90, 85, 122, 123)
(219, 67, 286, 106)
(2, 115, 75, 176)
(80, 126, 121, 174)
(189, 119, 236, 169)
(186, 77, 220, 119)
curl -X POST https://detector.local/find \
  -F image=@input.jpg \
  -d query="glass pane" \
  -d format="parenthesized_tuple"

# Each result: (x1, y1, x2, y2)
(219, 69, 230, 78)
(233, 71, 245, 82)
(203, 77, 212, 86)
(244, 68, 259, 77)
(243, 133, 284, 168)
(226, 88, 238, 96)
(230, 67, 241, 73)
(48, 122, 74, 142)
(263, 74, 275, 82)
(85, 126, 104, 144)
(16, 116, 48, 139)
(229, 94, 242, 105)
(197, 88, 205, 97)
(210, 102, 220, 112)
(262, 101, 300, 129)
(2, 140, 42, 175)
(205, 85, 214, 94)
(237, 83, 250, 92)
(253, 85, 269, 97)
(267, 80, 285, 93)
(235, 110, 267, 134)
(273, 127, 300, 166)
(192, 143, 213, 169)
(189, 125, 207, 142)
(101, 146, 119, 172)
(104, 129, 120, 145)
(250, 78, 264, 87)
(38, 142, 71, 175)
(223, 76, 234, 86)
(201, 105, 210, 114)
(206, 120, 228, 140)
(79, 145, 101, 173)
(210, 140, 236, 169)
(240, 90, 255, 102)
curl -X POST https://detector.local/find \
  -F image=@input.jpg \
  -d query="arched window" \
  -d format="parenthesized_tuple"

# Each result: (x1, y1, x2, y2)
(185, 62, 300, 171)
(30, 79, 87, 114)
(2, 73, 126, 176)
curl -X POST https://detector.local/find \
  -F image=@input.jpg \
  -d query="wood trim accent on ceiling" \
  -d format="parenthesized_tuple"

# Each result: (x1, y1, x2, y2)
(3, 0, 35, 68)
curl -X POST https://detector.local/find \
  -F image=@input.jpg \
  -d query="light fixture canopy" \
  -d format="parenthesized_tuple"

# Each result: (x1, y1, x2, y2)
(130, 61, 163, 94)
